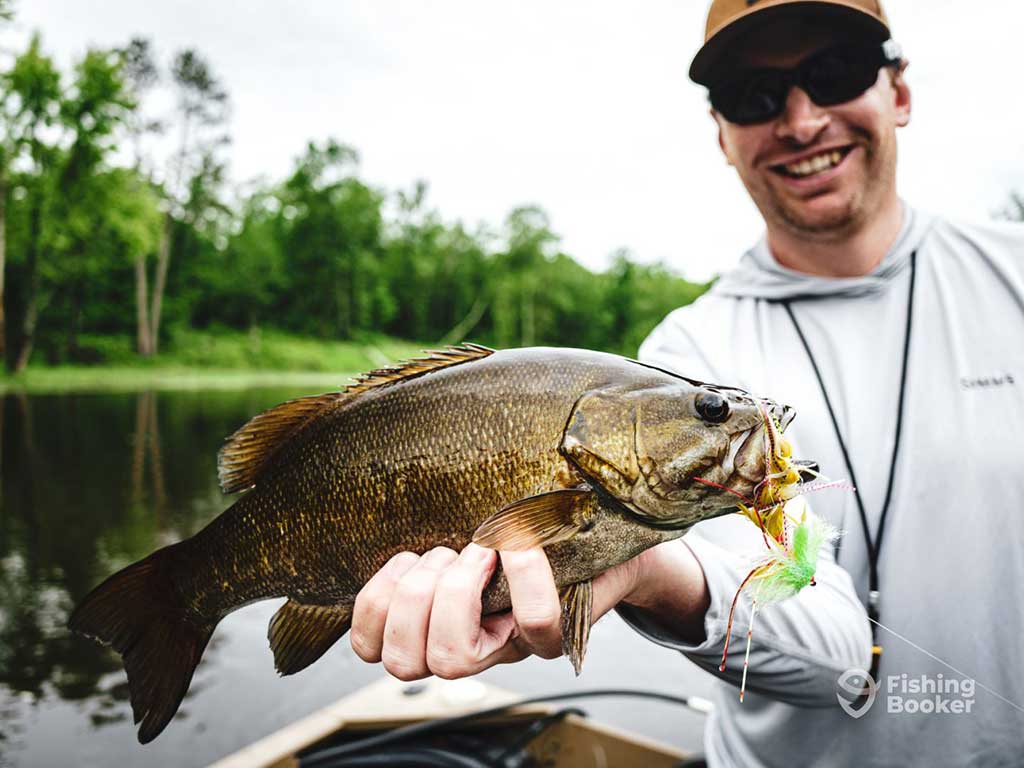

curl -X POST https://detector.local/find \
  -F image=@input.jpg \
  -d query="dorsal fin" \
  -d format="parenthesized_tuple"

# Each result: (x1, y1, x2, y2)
(344, 343, 494, 395)
(217, 343, 495, 493)
(218, 393, 341, 493)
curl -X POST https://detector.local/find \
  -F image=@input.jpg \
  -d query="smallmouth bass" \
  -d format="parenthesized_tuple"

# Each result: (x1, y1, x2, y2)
(69, 345, 797, 742)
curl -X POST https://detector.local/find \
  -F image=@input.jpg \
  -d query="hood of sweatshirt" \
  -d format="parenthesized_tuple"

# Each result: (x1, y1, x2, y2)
(709, 204, 934, 301)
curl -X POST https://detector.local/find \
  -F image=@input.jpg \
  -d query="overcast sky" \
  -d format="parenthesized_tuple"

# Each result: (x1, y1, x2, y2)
(4, 1, 1023, 281)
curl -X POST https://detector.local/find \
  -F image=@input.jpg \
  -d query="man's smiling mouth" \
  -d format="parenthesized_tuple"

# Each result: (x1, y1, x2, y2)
(771, 146, 853, 179)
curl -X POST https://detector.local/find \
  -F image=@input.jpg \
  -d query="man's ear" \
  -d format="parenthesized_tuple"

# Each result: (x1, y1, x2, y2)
(891, 61, 912, 128)
(712, 108, 735, 166)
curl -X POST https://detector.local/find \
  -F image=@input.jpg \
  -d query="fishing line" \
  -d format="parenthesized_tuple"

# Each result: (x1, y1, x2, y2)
(868, 617, 1024, 714)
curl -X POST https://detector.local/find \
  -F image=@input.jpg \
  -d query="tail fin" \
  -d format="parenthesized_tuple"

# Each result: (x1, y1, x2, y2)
(68, 547, 215, 743)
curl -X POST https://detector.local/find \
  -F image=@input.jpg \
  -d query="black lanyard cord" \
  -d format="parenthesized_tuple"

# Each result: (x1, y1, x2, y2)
(780, 250, 918, 678)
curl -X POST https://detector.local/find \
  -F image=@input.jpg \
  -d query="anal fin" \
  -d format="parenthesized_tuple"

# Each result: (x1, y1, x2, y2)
(472, 488, 596, 551)
(268, 600, 353, 676)
(559, 579, 593, 675)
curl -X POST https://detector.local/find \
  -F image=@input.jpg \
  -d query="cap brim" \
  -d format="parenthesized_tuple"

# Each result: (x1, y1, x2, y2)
(690, 0, 891, 86)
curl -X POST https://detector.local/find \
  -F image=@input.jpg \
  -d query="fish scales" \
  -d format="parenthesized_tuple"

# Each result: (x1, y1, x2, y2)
(68, 345, 797, 743)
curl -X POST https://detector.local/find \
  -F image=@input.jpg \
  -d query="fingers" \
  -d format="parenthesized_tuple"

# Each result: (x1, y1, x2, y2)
(424, 544, 503, 679)
(350, 545, 566, 682)
(501, 549, 563, 660)
(350, 551, 421, 663)
(377, 546, 460, 680)
(424, 544, 538, 678)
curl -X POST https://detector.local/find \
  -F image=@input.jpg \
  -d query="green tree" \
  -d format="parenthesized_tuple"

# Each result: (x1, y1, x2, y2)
(3, 36, 139, 369)
(147, 49, 228, 354)
(0, 0, 13, 359)
(3, 34, 61, 371)
(119, 37, 162, 355)
(46, 48, 137, 359)
(491, 205, 557, 347)
(278, 140, 385, 339)
(381, 182, 491, 343)
(200, 188, 286, 329)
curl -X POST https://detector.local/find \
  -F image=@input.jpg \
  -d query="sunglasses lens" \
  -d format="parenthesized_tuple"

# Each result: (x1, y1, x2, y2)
(711, 44, 891, 124)
(712, 70, 788, 125)
(803, 47, 882, 106)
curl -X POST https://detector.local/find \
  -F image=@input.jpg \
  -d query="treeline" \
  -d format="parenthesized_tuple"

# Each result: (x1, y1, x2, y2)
(0, 19, 709, 373)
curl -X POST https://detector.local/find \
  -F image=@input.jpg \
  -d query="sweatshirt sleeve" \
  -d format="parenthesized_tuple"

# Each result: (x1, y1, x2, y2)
(618, 518, 872, 707)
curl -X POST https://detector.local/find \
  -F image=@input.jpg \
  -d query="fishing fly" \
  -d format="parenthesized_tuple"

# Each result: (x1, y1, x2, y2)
(717, 404, 840, 702)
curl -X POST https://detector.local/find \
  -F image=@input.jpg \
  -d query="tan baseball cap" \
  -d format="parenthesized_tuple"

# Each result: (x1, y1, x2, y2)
(690, 0, 891, 85)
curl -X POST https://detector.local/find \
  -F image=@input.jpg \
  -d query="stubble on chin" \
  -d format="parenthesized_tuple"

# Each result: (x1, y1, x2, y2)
(773, 192, 865, 238)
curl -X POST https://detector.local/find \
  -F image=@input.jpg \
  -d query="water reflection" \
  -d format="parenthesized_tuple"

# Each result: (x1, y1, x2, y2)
(0, 389, 310, 757)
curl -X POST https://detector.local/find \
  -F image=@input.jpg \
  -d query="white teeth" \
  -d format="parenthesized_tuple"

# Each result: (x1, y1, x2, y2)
(783, 150, 844, 178)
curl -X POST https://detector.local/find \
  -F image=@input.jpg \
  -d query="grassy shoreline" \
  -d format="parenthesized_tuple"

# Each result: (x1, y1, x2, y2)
(0, 330, 429, 394)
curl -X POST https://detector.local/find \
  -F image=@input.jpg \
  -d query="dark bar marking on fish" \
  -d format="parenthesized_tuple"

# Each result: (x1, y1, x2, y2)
(67, 545, 215, 744)
(268, 600, 354, 676)
(559, 579, 593, 675)
(473, 488, 597, 550)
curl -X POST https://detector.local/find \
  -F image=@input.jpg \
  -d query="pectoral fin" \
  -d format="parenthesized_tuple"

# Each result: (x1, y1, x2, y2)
(472, 489, 596, 550)
(268, 600, 353, 676)
(560, 579, 593, 675)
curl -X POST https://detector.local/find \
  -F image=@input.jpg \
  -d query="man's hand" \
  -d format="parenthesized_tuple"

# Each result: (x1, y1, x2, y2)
(349, 539, 709, 681)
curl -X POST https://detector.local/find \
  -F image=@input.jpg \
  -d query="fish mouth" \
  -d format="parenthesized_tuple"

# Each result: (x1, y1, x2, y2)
(719, 403, 794, 499)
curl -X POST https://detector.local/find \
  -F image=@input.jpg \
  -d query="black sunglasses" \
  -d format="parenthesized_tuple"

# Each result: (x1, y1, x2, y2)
(709, 40, 903, 126)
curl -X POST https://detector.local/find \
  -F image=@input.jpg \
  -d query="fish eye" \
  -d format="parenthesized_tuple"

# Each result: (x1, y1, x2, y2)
(695, 391, 730, 424)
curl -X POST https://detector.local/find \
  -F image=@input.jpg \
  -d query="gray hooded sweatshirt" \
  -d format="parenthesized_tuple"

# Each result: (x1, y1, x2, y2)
(620, 206, 1024, 767)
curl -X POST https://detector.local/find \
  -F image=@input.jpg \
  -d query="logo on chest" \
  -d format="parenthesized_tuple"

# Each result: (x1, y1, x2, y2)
(960, 373, 1015, 391)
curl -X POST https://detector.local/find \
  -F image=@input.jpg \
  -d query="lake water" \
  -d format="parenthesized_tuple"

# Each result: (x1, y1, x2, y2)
(0, 390, 714, 767)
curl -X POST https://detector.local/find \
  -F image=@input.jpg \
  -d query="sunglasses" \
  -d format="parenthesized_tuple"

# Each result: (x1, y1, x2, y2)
(709, 40, 903, 126)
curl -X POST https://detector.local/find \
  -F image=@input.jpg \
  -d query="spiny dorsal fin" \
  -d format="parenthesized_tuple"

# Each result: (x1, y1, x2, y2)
(268, 600, 353, 676)
(344, 343, 494, 395)
(218, 393, 341, 493)
(217, 344, 495, 494)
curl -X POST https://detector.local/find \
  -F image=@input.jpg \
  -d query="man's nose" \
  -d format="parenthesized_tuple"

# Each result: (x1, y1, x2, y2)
(774, 86, 830, 145)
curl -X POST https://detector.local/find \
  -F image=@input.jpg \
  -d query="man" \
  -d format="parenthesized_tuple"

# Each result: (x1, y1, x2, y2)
(349, 1, 1024, 765)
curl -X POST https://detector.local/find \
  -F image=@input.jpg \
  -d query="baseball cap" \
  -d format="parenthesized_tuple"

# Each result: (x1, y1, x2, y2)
(690, 0, 891, 86)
